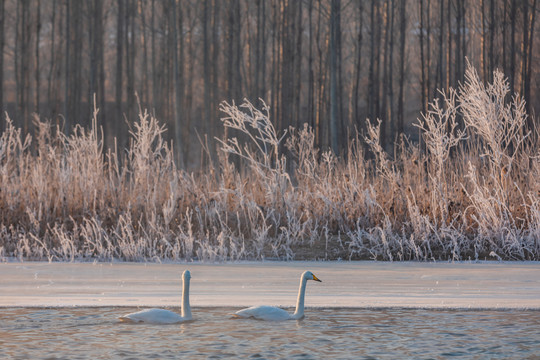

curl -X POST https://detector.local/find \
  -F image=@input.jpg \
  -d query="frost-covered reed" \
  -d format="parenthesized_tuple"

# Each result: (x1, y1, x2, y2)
(0, 64, 538, 261)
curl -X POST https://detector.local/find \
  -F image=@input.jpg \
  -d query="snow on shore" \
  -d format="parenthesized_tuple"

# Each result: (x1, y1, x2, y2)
(0, 261, 538, 309)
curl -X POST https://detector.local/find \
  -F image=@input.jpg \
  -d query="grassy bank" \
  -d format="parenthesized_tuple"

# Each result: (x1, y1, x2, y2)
(1, 64, 538, 261)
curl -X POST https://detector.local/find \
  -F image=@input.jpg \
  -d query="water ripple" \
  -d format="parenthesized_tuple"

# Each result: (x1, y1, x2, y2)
(1, 307, 539, 359)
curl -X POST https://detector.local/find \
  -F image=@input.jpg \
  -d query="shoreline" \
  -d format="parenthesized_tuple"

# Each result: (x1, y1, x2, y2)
(1, 261, 539, 309)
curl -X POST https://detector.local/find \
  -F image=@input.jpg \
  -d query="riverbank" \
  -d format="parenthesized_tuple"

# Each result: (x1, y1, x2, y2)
(1, 261, 539, 309)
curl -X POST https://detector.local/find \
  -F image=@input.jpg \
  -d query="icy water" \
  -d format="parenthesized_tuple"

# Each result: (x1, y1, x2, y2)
(1, 307, 539, 359)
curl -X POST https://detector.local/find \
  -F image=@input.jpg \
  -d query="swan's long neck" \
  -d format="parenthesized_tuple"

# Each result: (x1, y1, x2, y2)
(181, 277, 192, 320)
(292, 275, 308, 319)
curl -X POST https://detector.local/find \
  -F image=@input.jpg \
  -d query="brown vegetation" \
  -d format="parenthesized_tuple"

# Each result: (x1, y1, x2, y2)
(0, 64, 538, 261)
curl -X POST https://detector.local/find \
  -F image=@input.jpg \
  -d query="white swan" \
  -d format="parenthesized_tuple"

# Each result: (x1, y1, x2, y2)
(119, 270, 192, 324)
(234, 271, 322, 321)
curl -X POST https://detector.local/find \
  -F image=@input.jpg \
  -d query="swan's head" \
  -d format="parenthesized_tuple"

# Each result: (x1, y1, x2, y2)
(304, 271, 322, 282)
(182, 270, 191, 280)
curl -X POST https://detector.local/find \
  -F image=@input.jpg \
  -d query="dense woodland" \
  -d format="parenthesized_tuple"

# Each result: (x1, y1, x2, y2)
(0, 0, 538, 167)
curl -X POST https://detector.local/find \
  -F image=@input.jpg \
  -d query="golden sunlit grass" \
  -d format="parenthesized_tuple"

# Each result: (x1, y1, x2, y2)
(1, 64, 538, 261)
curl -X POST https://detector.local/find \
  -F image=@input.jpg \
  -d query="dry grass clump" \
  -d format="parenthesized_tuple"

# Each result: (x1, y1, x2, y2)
(0, 63, 538, 261)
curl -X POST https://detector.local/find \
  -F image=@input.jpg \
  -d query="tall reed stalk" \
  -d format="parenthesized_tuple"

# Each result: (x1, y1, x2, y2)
(0, 63, 538, 261)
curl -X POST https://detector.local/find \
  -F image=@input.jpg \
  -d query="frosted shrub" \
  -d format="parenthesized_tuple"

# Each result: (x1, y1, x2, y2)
(415, 88, 467, 223)
(218, 100, 286, 174)
(458, 64, 536, 259)
(126, 108, 177, 215)
(461, 65, 529, 181)
(0, 64, 538, 261)
(217, 100, 291, 208)
(364, 119, 400, 187)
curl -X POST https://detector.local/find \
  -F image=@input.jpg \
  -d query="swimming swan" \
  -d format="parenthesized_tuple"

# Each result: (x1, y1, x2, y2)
(119, 270, 192, 324)
(234, 271, 322, 321)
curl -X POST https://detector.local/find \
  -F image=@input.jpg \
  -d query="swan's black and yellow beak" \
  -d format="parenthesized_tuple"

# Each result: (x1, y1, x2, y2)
(312, 274, 322, 282)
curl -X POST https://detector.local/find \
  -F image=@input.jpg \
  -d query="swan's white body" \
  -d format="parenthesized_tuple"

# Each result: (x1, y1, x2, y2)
(235, 271, 321, 321)
(119, 270, 192, 324)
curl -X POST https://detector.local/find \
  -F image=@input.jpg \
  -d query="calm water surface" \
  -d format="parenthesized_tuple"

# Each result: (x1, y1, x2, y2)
(1, 307, 539, 359)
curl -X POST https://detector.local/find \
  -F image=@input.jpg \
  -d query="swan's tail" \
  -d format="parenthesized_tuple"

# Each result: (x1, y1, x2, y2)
(229, 312, 245, 319)
(118, 316, 138, 323)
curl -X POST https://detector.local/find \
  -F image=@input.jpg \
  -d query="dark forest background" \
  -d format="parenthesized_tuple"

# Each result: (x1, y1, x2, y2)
(0, 0, 538, 168)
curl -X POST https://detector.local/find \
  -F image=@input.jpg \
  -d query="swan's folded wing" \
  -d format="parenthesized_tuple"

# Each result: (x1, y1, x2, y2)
(235, 305, 292, 321)
(119, 308, 185, 324)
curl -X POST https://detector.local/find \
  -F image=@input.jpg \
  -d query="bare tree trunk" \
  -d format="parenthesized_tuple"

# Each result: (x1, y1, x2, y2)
(502, 0, 507, 75)
(63, 0, 70, 133)
(0, 0, 4, 131)
(164, 2, 171, 125)
(488, 0, 495, 83)
(23, 0, 31, 127)
(382, 0, 395, 149)
(455, 0, 462, 86)
(388, 0, 395, 142)
(281, 0, 296, 132)
(35, 0, 41, 114)
(140, 0, 149, 107)
(234, 0, 242, 101)
(397, 0, 406, 135)
(381, 0, 390, 149)
(52, 0, 63, 118)
(201, 0, 218, 152)
(126, 0, 136, 123)
(330, 0, 340, 154)
(294, 0, 302, 130)
(425, 0, 431, 101)
(17, 0, 31, 131)
(521, 0, 529, 99)
(260, 0, 266, 101)
(352, 0, 364, 131)
(307, 0, 315, 131)
(270, 0, 280, 133)
(510, 0, 517, 93)
(368, 0, 378, 119)
(481, 0, 486, 80)
(171, 0, 184, 166)
(255, 0, 263, 100)
(89, 0, 104, 129)
(375, 1, 382, 122)
(97, 0, 105, 130)
(47, 0, 57, 117)
(419, 0, 426, 114)
(226, 0, 242, 103)
(89, 0, 97, 106)
(315, 0, 327, 148)
(211, 0, 220, 143)
(446, 0, 451, 91)
(438, 0, 445, 92)
(182, 3, 191, 163)
(525, 0, 537, 126)
(203, 0, 211, 140)
(68, 0, 83, 127)
(460, 0, 466, 84)
(151, 0, 157, 111)
(116, 0, 124, 131)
